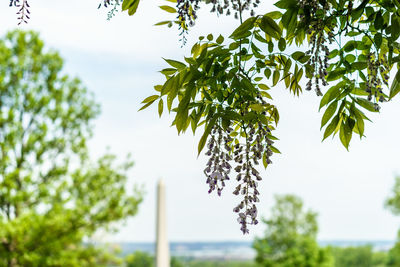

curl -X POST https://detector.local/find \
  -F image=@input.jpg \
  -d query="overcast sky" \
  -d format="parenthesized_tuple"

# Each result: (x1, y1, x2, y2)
(2, 0, 400, 243)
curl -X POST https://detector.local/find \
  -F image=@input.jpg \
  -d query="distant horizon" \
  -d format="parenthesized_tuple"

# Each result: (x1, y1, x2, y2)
(109, 239, 396, 243)
(110, 240, 397, 259)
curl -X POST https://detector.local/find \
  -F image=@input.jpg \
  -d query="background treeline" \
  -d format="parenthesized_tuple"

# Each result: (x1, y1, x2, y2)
(124, 246, 391, 267)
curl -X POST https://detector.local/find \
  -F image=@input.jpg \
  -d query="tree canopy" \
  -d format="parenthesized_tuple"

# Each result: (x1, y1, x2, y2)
(253, 194, 333, 267)
(0, 30, 142, 266)
(8, 0, 400, 233)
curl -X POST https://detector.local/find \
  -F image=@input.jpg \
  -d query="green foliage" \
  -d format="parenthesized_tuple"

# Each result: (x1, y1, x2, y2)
(183, 260, 256, 267)
(125, 251, 184, 267)
(140, 14, 308, 233)
(125, 251, 153, 267)
(0, 30, 142, 266)
(133, 0, 400, 232)
(330, 245, 387, 267)
(385, 176, 400, 266)
(385, 176, 400, 215)
(253, 195, 333, 267)
(387, 235, 400, 267)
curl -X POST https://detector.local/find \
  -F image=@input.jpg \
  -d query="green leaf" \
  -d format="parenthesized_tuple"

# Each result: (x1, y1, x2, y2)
(274, 0, 296, 9)
(163, 58, 186, 70)
(270, 145, 281, 153)
(138, 101, 153, 111)
(323, 115, 339, 141)
(345, 54, 356, 63)
(281, 9, 298, 35)
(278, 37, 286, 51)
(158, 99, 164, 117)
(161, 75, 176, 96)
(262, 152, 269, 168)
(265, 11, 282, 19)
(392, 14, 400, 41)
(230, 17, 257, 39)
(259, 84, 270, 90)
(249, 104, 265, 112)
(390, 68, 400, 100)
(351, 62, 367, 70)
(356, 98, 378, 112)
(271, 107, 280, 125)
(154, 20, 171, 26)
(374, 32, 382, 48)
(321, 101, 338, 128)
(291, 51, 309, 63)
(343, 40, 357, 52)
(283, 58, 292, 74)
(122, 0, 140, 15)
(159, 5, 176, 13)
(260, 15, 282, 39)
(141, 95, 159, 104)
(160, 68, 177, 76)
(207, 34, 213, 41)
(319, 81, 344, 110)
(216, 34, 224, 44)
(272, 70, 280, 86)
(198, 116, 218, 155)
(326, 68, 346, 81)
(352, 106, 365, 138)
(375, 12, 383, 30)
(339, 119, 353, 150)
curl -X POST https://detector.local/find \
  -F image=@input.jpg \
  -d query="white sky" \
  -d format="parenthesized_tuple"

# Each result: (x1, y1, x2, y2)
(2, 0, 400, 243)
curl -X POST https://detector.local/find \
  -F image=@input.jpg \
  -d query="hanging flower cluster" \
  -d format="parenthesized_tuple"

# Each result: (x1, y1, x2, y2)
(366, 52, 389, 110)
(300, 0, 333, 96)
(204, 117, 274, 234)
(10, 0, 30, 25)
(209, 0, 260, 18)
(98, 0, 122, 20)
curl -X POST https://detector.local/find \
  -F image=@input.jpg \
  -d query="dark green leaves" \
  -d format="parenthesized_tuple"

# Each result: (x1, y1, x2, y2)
(339, 118, 354, 150)
(321, 101, 337, 128)
(374, 33, 383, 48)
(163, 58, 186, 70)
(390, 68, 400, 100)
(278, 38, 286, 51)
(323, 115, 340, 141)
(122, 0, 140, 15)
(355, 98, 379, 112)
(291, 52, 309, 64)
(158, 99, 164, 117)
(198, 115, 218, 155)
(230, 17, 256, 39)
(343, 40, 357, 53)
(391, 14, 400, 41)
(273, 70, 280, 86)
(260, 15, 282, 39)
(319, 82, 344, 110)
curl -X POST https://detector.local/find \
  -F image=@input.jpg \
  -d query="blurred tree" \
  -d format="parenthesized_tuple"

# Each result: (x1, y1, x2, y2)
(386, 236, 400, 267)
(253, 194, 333, 267)
(371, 251, 388, 267)
(0, 30, 142, 267)
(330, 245, 379, 267)
(385, 176, 400, 267)
(125, 251, 184, 267)
(125, 251, 154, 267)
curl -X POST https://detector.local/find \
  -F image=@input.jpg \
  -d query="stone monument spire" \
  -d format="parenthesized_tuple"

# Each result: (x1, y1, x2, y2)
(155, 179, 170, 267)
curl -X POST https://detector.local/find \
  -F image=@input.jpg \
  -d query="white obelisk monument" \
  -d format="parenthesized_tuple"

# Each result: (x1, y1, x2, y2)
(155, 179, 170, 267)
